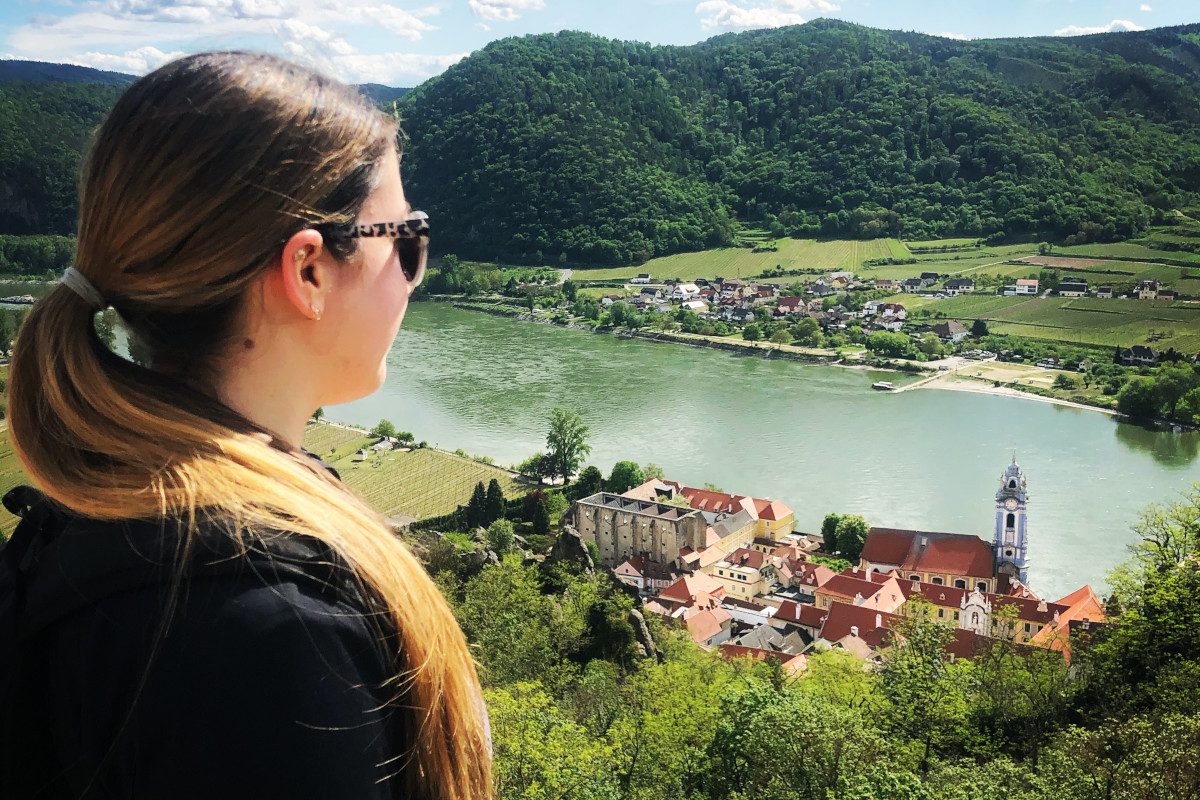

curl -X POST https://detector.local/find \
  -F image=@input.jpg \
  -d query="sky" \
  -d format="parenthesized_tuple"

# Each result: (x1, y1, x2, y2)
(0, 0, 1196, 87)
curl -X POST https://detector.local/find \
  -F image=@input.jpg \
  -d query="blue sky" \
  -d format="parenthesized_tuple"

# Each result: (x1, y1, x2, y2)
(1, 0, 1195, 86)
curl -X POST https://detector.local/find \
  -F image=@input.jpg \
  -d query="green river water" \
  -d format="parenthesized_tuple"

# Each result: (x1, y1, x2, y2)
(332, 301, 1200, 600)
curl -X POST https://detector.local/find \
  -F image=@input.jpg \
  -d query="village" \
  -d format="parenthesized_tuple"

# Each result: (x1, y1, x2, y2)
(601, 270, 1189, 368)
(568, 456, 1106, 674)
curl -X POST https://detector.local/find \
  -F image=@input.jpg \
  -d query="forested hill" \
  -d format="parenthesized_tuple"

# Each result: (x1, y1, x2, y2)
(398, 20, 1200, 265)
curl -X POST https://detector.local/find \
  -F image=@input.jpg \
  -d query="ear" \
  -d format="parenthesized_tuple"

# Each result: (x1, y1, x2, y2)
(278, 228, 330, 321)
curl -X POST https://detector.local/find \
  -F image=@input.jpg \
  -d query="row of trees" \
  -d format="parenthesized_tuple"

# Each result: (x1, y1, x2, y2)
(1116, 360, 1200, 423)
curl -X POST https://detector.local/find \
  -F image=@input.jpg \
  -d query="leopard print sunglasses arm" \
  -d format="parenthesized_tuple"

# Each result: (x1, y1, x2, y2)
(346, 210, 430, 239)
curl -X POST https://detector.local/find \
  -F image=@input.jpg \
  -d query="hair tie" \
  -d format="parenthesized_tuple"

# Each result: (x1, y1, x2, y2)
(60, 267, 107, 312)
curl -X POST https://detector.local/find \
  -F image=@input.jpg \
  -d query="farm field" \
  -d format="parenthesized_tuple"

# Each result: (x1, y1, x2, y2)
(305, 422, 526, 521)
(572, 238, 908, 281)
(1057, 241, 1200, 266)
(905, 237, 981, 249)
(899, 295, 1200, 353)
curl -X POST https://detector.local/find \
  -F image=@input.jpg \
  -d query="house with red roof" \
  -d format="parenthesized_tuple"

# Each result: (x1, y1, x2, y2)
(860, 527, 998, 593)
(613, 555, 677, 595)
(815, 570, 907, 613)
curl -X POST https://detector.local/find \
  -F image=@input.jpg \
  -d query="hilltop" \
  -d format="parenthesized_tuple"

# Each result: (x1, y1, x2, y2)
(398, 20, 1200, 264)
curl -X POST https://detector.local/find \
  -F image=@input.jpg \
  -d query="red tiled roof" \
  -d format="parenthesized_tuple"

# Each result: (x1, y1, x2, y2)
(790, 560, 835, 588)
(721, 547, 769, 571)
(818, 574, 883, 601)
(945, 628, 987, 660)
(819, 602, 896, 647)
(657, 573, 725, 606)
(685, 607, 732, 644)
(775, 600, 827, 628)
(916, 584, 968, 608)
(863, 528, 995, 579)
(752, 497, 793, 521)
(719, 644, 807, 672)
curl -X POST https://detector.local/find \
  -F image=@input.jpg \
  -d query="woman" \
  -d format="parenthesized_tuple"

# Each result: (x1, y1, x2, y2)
(2, 52, 491, 798)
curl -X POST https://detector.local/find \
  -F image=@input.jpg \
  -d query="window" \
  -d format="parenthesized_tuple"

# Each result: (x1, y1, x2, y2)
(954, 579, 966, 589)
(971, 612, 980, 626)
(977, 582, 988, 592)
(932, 577, 944, 585)
(1024, 623, 1031, 633)
(937, 609, 944, 619)
(910, 574, 920, 581)
(1006, 512, 1015, 529)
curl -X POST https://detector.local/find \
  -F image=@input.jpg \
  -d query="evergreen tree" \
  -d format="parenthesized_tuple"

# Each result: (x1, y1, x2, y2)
(532, 494, 551, 537)
(466, 481, 487, 530)
(484, 478, 506, 526)
(821, 513, 842, 554)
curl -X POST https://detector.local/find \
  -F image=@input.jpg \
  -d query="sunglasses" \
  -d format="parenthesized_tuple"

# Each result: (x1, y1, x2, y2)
(344, 210, 430, 287)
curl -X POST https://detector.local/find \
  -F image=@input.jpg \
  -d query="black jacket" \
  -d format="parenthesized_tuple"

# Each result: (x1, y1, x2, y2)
(4, 450, 413, 799)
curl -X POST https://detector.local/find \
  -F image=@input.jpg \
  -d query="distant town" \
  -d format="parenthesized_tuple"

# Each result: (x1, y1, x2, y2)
(568, 456, 1105, 670)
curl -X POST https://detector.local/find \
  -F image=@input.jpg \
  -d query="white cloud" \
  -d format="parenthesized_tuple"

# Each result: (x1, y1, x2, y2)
(1139, 3, 1152, 11)
(69, 45, 186, 73)
(467, 0, 545, 23)
(1054, 19, 1145, 36)
(333, 50, 469, 83)
(4, 1, 452, 82)
(695, 0, 838, 32)
(936, 31, 971, 40)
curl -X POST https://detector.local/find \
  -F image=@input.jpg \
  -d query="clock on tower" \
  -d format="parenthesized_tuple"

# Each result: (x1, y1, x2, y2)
(994, 454, 1030, 585)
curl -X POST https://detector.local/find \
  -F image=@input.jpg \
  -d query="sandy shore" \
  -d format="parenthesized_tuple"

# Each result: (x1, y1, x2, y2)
(921, 374, 1119, 416)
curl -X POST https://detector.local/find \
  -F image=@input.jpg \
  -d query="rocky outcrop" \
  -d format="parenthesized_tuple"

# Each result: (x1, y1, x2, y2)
(547, 525, 595, 573)
(629, 608, 663, 663)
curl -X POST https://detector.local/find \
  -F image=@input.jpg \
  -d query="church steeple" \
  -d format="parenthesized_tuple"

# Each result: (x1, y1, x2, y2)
(994, 455, 1029, 584)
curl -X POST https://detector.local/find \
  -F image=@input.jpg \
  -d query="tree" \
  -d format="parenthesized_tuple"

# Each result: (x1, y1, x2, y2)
(572, 465, 604, 498)
(1116, 376, 1157, 419)
(769, 328, 792, 345)
(466, 481, 488, 529)
(971, 318, 989, 337)
(371, 419, 398, 439)
(532, 493, 551, 536)
(562, 278, 578, 301)
(516, 452, 545, 481)
(1052, 373, 1076, 390)
(643, 463, 665, 480)
(311, 407, 325, 421)
(834, 514, 869, 562)
(918, 332, 944, 357)
(606, 460, 644, 493)
(485, 479, 506, 525)
(821, 513, 842, 554)
(866, 332, 913, 358)
(792, 316, 823, 346)
(742, 323, 762, 341)
(545, 407, 591, 485)
(880, 602, 970, 774)
(486, 518, 515, 554)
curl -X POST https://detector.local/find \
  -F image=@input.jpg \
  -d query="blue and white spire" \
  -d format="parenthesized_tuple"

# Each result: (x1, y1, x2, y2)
(993, 453, 1029, 584)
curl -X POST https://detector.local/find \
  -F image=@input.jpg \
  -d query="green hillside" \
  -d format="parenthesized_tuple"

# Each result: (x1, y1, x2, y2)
(398, 21, 1200, 265)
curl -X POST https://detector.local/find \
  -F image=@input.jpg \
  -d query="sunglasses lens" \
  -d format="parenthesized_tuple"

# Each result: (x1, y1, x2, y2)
(397, 236, 427, 287)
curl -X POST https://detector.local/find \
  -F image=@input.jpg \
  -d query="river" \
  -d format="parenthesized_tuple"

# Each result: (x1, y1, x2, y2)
(330, 302, 1200, 600)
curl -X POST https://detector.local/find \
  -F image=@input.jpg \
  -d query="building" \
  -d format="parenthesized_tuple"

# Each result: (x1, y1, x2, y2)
(572, 492, 708, 569)
(708, 547, 777, 599)
(1136, 279, 1159, 300)
(776, 296, 806, 315)
(993, 456, 1030, 584)
(670, 283, 701, 301)
(613, 555, 676, 595)
(861, 528, 997, 593)
(630, 274, 652, 285)
(623, 479, 796, 545)
(930, 319, 969, 343)
(943, 278, 975, 295)
(1015, 278, 1039, 295)
(814, 570, 908, 613)
(1094, 286, 1114, 299)
(1057, 279, 1088, 297)
(1119, 345, 1159, 367)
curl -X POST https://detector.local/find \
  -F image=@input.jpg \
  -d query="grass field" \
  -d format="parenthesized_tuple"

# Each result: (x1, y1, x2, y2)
(322, 434, 525, 520)
(893, 294, 1200, 353)
(1057, 241, 1200, 266)
(572, 238, 909, 281)
(0, 427, 30, 536)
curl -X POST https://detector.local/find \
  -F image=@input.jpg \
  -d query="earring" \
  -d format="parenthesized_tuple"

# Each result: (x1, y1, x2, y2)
(311, 303, 322, 321)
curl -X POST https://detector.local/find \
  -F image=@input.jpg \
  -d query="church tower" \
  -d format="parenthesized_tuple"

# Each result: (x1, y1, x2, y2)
(994, 454, 1029, 585)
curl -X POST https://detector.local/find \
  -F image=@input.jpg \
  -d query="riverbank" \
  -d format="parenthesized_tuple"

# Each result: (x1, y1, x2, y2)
(434, 296, 931, 377)
(426, 297, 1139, 415)
(924, 373, 1122, 416)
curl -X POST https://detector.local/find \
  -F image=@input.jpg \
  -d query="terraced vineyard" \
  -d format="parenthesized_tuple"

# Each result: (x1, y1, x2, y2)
(897, 295, 1200, 352)
(331, 444, 524, 521)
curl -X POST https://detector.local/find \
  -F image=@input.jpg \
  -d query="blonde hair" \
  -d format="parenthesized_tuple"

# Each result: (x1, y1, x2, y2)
(6, 51, 491, 799)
